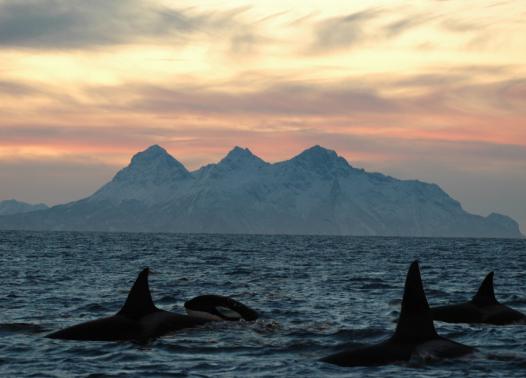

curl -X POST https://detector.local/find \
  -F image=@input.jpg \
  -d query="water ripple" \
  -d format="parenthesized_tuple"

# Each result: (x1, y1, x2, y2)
(0, 231, 525, 377)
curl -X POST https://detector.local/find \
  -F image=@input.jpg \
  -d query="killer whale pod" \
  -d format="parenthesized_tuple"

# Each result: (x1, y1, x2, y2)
(321, 261, 475, 367)
(47, 268, 256, 342)
(45, 261, 523, 366)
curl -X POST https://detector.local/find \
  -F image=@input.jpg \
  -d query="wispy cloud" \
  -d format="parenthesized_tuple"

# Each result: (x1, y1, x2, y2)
(0, 80, 41, 96)
(307, 4, 506, 53)
(73, 70, 525, 120)
(0, 0, 254, 49)
(308, 9, 383, 52)
(117, 82, 398, 116)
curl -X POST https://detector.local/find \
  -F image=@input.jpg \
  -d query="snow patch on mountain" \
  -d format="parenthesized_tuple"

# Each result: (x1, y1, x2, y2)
(90, 145, 193, 204)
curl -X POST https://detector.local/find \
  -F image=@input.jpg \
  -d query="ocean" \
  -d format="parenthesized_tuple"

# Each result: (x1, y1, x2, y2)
(1, 231, 525, 377)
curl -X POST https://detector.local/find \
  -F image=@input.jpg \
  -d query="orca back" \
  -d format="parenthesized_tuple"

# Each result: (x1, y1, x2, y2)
(320, 340, 412, 366)
(184, 295, 258, 321)
(47, 315, 142, 341)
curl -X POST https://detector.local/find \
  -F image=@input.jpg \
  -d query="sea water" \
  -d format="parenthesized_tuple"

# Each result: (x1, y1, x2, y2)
(1, 231, 525, 377)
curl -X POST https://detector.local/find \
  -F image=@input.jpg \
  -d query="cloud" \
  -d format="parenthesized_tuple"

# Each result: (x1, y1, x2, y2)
(0, 124, 184, 152)
(309, 9, 382, 52)
(2, 119, 525, 168)
(307, 4, 501, 54)
(279, 129, 526, 168)
(0, 0, 252, 49)
(70, 69, 525, 121)
(308, 8, 439, 53)
(384, 14, 437, 36)
(118, 82, 398, 116)
(0, 80, 41, 96)
(440, 19, 483, 33)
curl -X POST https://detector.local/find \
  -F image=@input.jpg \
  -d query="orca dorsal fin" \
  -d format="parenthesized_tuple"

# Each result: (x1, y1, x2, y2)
(392, 260, 438, 342)
(472, 272, 498, 306)
(117, 268, 158, 319)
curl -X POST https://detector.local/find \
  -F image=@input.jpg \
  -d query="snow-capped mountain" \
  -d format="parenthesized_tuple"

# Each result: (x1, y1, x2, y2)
(91, 144, 192, 204)
(0, 145, 522, 237)
(0, 199, 48, 216)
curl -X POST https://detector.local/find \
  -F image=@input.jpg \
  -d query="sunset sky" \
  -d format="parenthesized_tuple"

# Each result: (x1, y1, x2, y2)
(0, 0, 525, 231)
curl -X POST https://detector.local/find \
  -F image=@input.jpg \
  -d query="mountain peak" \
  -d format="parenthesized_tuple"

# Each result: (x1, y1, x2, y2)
(290, 145, 351, 172)
(113, 145, 191, 184)
(145, 144, 166, 153)
(217, 146, 267, 170)
(299, 145, 339, 157)
(131, 144, 170, 163)
(227, 146, 254, 158)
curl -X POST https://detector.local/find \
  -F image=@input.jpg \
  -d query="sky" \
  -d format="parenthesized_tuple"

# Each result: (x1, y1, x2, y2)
(0, 0, 525, 231)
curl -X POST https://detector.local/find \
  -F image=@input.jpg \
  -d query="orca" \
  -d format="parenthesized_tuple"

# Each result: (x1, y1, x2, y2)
(184, 295, 258, 321)
(47, 268, 210, 341)
(431, 272, 526, 325)
(321, 261, 475, 367)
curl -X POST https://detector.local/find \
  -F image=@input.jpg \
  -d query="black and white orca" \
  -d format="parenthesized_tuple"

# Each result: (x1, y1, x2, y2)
(431, 272, 526, 325)
(321, 261, 475, 367)
(47, 268, 255, 342)
(185, 295, 258, 321)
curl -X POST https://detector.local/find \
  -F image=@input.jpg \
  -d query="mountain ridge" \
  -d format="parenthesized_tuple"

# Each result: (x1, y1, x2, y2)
(0, 199, 49, 216)
(0, 145, 522, 238)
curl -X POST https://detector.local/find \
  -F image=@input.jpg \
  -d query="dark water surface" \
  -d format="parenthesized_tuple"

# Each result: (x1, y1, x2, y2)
(1, 231, 525, 377)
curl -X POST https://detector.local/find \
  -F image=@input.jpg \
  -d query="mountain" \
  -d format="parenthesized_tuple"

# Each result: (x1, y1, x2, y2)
(0, 145, 522, 237)
(91, 145, 192, 204)
(0, 199, 48, 216)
